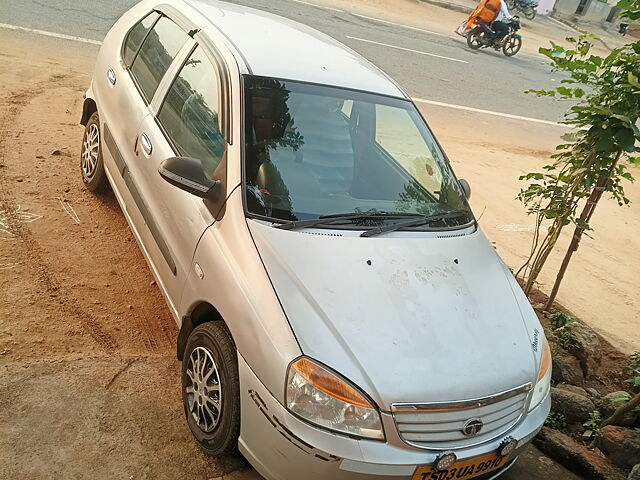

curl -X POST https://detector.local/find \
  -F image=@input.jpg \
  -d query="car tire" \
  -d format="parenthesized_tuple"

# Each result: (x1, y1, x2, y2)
(182, 322, 240, 456)
(80, 111, 110, 193)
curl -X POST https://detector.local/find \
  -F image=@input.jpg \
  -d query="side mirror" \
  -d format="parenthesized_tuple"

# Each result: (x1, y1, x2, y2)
(459, 179, 471, 200)
(158, 157, 222, 201)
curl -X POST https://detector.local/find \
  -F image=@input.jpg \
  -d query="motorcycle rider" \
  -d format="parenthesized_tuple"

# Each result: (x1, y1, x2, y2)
(491, 0, 513, 40)
(456, 0, 512, 38)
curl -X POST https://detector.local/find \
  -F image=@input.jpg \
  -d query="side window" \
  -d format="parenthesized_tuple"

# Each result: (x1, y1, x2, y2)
(375, 104, 444, 195)
(122, 12, 159, 67)
(130, 16, 190, 102)
(157, 47, 225, 178)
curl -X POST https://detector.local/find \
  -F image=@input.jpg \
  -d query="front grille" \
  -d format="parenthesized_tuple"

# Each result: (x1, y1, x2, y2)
(392, 384, 531, 449)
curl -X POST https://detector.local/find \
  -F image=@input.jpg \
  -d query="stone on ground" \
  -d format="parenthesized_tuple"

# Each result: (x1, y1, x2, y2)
(551, 386, 596, 424)
(552, 351, 586, 386)
(599, 426, 640, 470)
(557, 322, 601, 377)
(535, 427, 627, 480)
(601, 392, 638, 428)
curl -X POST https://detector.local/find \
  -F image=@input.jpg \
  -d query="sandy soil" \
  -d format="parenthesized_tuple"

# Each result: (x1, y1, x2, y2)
(0, 30, 252, 479)
(420, 104, 640, 355)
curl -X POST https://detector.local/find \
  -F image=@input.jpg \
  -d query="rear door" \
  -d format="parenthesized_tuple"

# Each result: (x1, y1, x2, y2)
(133, 38, 231, 306)
(97, 10, 161, 200)
(101, 11, 195, 316)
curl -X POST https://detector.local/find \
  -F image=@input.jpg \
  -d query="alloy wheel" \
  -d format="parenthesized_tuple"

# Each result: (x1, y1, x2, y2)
(81, 123, 100, 179)
(185, 346, 222, 433)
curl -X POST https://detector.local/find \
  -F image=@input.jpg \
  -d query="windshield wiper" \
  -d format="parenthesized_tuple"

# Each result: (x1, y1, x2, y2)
(360, 210, 471, 238)
(274, 211, 419, 231)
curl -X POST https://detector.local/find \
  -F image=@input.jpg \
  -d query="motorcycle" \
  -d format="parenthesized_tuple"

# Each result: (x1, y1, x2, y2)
(507, 0, 538, 20)
(466, 16, 523, 57)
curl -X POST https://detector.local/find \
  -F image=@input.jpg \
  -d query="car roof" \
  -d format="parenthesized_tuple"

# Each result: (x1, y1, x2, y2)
(183, 0, 407, 98)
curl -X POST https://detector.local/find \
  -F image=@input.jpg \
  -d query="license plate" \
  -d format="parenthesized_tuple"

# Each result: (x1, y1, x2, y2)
(412, 452, 508, 480)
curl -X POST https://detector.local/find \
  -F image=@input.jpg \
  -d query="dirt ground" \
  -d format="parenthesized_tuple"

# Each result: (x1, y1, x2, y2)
(0, 31, 251, 479)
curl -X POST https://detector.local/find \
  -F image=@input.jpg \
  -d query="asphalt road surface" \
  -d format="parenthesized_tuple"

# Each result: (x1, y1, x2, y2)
(0, 0, 566, 123)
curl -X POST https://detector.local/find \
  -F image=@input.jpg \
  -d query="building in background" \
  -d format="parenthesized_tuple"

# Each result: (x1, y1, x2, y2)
(550, 0, 621, 24)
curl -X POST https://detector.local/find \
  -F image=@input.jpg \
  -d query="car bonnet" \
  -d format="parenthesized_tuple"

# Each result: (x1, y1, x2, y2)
(247, 219, 540, 410)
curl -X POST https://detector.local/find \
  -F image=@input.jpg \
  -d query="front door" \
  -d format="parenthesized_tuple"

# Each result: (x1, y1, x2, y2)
(133, 43, 229, 307)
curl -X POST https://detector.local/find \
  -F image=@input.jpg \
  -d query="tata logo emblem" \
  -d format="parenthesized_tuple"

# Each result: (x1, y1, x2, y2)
(462, 418, 483, 437)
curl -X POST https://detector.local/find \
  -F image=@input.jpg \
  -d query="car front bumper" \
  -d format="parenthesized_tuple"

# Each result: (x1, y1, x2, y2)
(238, 355, 550, 480)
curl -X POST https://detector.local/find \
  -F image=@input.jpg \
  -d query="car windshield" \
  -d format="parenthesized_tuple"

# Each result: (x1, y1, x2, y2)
(243, 76, 474, 229)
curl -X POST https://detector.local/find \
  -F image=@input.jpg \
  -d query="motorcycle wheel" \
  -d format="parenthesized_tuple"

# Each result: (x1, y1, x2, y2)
(507, 0, 516, 8)
(467, 29, 483, 49)
(503, 35, 522, 56)
(524, 6, 536, 19)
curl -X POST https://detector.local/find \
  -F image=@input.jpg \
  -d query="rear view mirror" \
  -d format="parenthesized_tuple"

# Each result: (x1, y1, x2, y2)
(159, 157, 222, 201)
(459, 179, 471, 200)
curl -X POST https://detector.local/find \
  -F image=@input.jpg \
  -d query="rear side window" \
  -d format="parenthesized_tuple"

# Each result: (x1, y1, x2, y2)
(157, 47, 225, 178)
(130, 16, 189, 102)
(123, 12, 159, 66)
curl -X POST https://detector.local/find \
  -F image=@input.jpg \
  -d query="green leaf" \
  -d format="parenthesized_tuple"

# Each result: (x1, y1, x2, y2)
(575, 218, 590, 230)
(615, 127, 637, 153)
(629, 72, 640, 89)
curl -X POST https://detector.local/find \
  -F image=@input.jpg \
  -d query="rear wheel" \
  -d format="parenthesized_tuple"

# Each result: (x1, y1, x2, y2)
(80, 112, 109, 193)
(503, 35, 522, 56)
(467, 29, 483, 49)
(182, 322, 240, 456)
(524, 6, 536, 19)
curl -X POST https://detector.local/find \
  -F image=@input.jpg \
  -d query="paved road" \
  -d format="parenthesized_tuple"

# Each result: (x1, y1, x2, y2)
(0, 0, 566, 123)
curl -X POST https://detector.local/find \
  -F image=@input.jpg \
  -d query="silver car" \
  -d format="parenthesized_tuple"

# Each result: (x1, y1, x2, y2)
(79, 1, 552, 479)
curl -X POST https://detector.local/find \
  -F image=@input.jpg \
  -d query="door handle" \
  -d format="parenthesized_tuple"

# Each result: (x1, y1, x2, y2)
(107, 69, 116, 85)
(140, 133, 152, 155)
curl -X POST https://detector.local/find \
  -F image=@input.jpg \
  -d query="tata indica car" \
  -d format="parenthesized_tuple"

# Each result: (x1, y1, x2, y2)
(79, 1, 551, 478)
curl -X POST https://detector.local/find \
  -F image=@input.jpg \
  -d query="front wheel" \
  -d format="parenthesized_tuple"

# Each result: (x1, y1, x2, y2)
(507, 0, 517, 8)
(503, 35, 522, 56)
(524, 7, 536, 19)
(182, 322, 240, 456)
(467, 29, 483, 49)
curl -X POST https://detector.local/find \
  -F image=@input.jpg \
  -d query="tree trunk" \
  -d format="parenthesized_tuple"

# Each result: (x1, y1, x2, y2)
(602, 392, 640, 427)
(519, 151, 597, 298)
(545, 151, 622, 310)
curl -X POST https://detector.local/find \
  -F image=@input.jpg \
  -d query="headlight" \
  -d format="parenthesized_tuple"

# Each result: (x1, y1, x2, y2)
(528, 337, 552, 411)
(286, 357, 384, 440)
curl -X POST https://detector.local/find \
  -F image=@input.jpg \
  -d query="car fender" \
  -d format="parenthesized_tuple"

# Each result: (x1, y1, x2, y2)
(178, 188, 301, 403)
